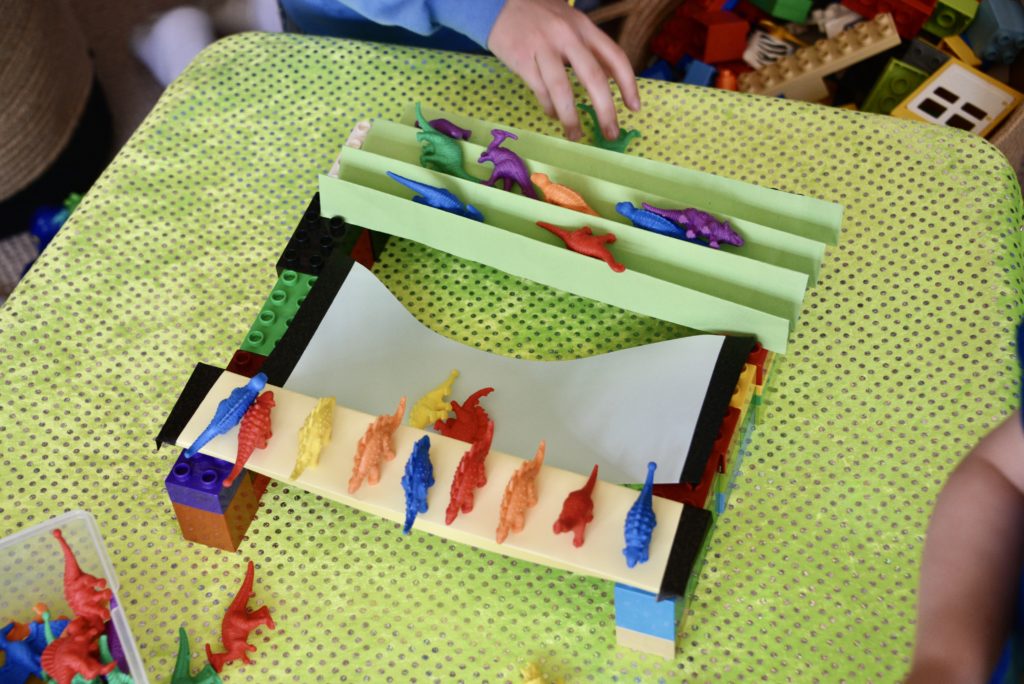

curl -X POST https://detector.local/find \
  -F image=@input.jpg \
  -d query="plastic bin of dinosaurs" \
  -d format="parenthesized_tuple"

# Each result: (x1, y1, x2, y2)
(0, 510, 149, 684)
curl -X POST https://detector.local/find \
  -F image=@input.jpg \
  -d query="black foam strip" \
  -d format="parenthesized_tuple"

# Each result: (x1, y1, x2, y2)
(155, 363, 223, 449)
(658, 505, 713, 600)
(680, 336, 757, 484)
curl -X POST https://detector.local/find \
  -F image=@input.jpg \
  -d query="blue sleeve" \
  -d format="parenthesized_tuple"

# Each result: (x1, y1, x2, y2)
(337, 0, 507, 48)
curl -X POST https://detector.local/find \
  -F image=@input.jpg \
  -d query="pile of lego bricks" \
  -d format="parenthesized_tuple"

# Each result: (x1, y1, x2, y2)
(644, 0, 1024, 138)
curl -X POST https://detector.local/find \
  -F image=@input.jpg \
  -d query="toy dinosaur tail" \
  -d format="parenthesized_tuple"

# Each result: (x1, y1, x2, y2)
(640, 461, 656, 500)
(577, 103, 599, 130)
(393, 396, 408, 423)
(581, 464, 599, 496)
(229, 561, 256, 612)
(53, 529, 83, 582)
(415, 103, 435, 134)
(536, 221, 570, 241)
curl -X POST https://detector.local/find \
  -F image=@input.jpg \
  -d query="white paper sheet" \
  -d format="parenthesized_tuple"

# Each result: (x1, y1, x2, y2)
(283, 263, 725, 483)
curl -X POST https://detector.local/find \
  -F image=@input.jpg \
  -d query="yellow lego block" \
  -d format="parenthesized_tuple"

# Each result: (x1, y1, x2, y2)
(938, 35, 982, 68)
(729, 364, 757, 412)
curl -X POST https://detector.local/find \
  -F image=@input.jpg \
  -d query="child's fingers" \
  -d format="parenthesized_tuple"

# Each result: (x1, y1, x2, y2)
(564, 43, 618, 141)
(536, 49, 581, 140)
(582, 22, 641, 112)
(518, 58, 556, 119)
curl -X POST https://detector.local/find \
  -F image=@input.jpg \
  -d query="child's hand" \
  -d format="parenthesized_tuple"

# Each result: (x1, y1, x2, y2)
(488, 0, 641, 142)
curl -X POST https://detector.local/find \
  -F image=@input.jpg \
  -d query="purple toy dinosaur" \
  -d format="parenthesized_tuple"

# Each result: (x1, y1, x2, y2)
(478, 129, 538, 199)
(641, 203, 743, 249)
(415, 117, 472, 140)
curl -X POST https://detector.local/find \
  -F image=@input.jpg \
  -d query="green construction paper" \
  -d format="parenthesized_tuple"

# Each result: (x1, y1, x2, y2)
(319, 172, 792, 352)
(364, 119, 827, 283)
(400, 104, 844, 244)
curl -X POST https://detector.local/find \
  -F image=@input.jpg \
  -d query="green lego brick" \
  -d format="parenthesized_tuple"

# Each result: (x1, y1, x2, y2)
(924, 0, 979, 37)
(862, 58, 930, 114)
(749, 0, 813, 23)
(239, 270, 318, 356)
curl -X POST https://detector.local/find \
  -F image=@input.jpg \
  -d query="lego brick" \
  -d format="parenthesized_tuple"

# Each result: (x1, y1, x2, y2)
(729, 363, 757, 411)
(640, 58, 677, 80)
(901, 38, 951, 73)
(739, 14, 901, 99)
(165, 451, 246, 513)
(842, 0, 936, 37)
(891, 59, 1023, 136)
(750, 0, 813, 23)
(923, 0, 978, 36)
(171, 476, 260, 552)
(614, 627, 676, 659)
(862, 58, 930, 113)
(225, 349, 267, 377)
(682, 58, 717, 85)
(747, 342, 770, 386)
(688, 11, 751, 64)
(239, 269, 318, 357)
(743, 29, 796, 68)
(276, 194, 347, 276)
(964, 0, 1024, 63)
(614, 583, 682, 641)
(812, 3, 866, 37)
(651, 6, 698, 65)
(938, 34, 982, 66)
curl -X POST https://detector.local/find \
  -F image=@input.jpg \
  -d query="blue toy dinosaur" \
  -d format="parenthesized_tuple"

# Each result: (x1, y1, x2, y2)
(623, 461, 658, 568)
(401, 435, 435, 534)
(0, 619, 68, 684)
(615, 202, 692, 242)
(183, 373, 267, 458)
(386, 172, 484, 222)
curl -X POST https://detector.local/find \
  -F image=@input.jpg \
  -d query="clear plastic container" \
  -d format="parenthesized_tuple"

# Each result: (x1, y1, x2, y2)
(0, 510, 149, 684)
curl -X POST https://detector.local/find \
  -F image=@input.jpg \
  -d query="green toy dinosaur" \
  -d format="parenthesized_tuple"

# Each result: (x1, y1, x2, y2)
(577, 103, 642, 154)
(170, 627, 222, 684)
(415, 103, 478, 181)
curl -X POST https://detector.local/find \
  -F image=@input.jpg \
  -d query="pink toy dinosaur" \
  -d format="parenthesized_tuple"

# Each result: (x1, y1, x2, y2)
(445, 420, 494, 524)
(53, 530, 112, 626)
(205, 560, 275, 673)
(224, 391, 275, 488)
(434, 387, 494, 443)
(552, 464, 599, 547)
(40, 619, 116, 684)
(535, 221, 625, 272)
(478, 129, 538, 198)
(349, 397, 407, 493)
(496, 441, 546, 544)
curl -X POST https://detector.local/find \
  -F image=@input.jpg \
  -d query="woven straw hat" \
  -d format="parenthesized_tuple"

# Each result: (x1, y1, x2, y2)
(0, 0, 94, 202)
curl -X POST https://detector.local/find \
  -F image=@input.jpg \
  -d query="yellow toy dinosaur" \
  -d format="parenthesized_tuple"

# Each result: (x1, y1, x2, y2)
(290, 396, 335, 479)
(496, 441, 546, 544)
(409, 369, 459, 428)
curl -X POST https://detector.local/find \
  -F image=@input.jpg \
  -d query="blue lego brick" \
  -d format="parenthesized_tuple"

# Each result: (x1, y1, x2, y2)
(640, 59, 676, 81)
(614, 583, 682, 640)
(682, 59, 716, 87)
(965, 0, 1024, 64)
(715, 491, 727, 515)
(165, 451, 244, 513)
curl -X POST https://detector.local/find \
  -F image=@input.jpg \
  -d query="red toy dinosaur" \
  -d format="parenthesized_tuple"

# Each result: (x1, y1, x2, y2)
(53, 530, 112, 626)
(224, 391, 275, 488)
(535, 221, 625, 272)
(445, 420, 494, 524)
(552, 464, 599, 547)
(434, 387, 493, 443)
(40, 618, 115, 684)
(205, 560, 275, 673)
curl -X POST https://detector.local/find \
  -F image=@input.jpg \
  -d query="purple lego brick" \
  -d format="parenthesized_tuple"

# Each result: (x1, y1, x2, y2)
(164, 451, 243, 513)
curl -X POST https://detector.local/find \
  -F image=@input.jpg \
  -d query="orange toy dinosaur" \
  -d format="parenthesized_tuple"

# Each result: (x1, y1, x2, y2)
(530, 173, 599, 216)
(53, 530, 112, 626)
(349, 397, 407, 493)
(205, 560, 275, 673)
(496, 441, 546, 544)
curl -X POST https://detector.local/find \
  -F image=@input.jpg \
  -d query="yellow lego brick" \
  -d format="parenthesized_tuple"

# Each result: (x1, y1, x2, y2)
(614, 627, 676, 659)
(891, 59, 1023, 137)
(938, 35, 982, 68)
(739, 13, 900, 100)
(729, 363, 757, 412)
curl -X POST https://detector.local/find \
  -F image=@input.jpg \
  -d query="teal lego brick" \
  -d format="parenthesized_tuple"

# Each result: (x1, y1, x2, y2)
(614, 583, 683, 640)
(749, 0, 813, 23)
(239, 270, 318, 356)
(923, 0, 978, 37)
(862, 58, 930, 114)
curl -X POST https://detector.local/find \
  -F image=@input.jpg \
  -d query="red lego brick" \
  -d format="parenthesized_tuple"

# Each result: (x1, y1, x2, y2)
(171, 474, 260, 552)
(351, 228, 375, 269)
(691, 11, 751, 64)
(652, 450, 717, 508)
(250, 472, 271, 499)
(651, 9, 698, 64)
(747, 343, 769, 385)
(712, 406, 742, 473)
(226, 350, 267, 378)
(841, 0, 936, 38)
(734, 0, 771, 24)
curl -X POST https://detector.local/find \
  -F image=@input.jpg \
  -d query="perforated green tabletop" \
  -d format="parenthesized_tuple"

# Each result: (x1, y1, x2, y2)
(1, 32, 1022, 682)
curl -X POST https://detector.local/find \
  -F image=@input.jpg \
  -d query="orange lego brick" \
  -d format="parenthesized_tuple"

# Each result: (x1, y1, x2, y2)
(171, 474, 260, 552)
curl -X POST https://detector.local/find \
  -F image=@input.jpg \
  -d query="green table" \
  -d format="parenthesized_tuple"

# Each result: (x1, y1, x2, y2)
(1, 32, 1022, 682)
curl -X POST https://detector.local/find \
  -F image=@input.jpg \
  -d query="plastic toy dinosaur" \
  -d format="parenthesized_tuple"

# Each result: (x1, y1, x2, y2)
(171, 627, 222, 684)
(615, 202, 690, 241)
(530, 173, 598, 215)
(434, 387, 493, 443)
(409, 369, 459, 428)
(183, 373, 267, 458)
(0, 620, 66, 684)
(496, 441, 546, 544)
(349, 397, 407, 493)
(414, 117, 472, 140)
(641, 203, 744, 248)
(478, 130, 538, 198)
(415, 103, 477, 181)
(535, 221, 625, 272)
(577, 103, 642, 153)
(290, 396, 335, 480)
(401, 435, 435, 534)
(205, 561, 275, 673)
(53, 529, 112, 626)
(96, 634, 133, 684)
(40, 619, 115, 684)
(445, 420, 494, 524)
(224, 391, 275, 488)
(386, 172, 484, 222)
(552, 464, 599, 547)
(623, 461, 658, 568)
